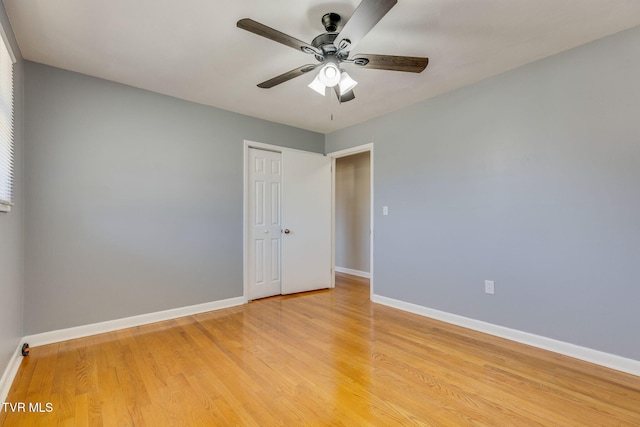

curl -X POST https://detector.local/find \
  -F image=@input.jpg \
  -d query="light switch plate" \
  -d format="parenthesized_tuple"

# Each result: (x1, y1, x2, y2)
(485, 280, 495, 295)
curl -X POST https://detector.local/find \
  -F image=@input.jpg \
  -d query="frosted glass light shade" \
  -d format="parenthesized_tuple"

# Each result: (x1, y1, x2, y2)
(308, 75, 326, 96)
(318, 62, 341, 87)
(338, 71, 358, 95)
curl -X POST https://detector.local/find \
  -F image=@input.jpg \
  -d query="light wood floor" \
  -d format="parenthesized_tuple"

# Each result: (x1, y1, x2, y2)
(2, 273, 639, 426)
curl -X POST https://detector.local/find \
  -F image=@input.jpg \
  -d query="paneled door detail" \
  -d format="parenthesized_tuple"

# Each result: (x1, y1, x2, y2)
(248, 148, 282, 300)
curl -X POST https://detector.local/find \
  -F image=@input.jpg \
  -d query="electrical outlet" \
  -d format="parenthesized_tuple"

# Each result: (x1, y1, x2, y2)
(383, 206, 389, 216)
(485, 280, 495, 295)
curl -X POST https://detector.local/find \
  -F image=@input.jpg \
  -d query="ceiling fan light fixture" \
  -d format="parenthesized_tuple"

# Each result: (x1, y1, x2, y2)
(240, 1, 430, 106)
(308, 74, 326, 96)
(338, 70, 358, 95)
(318, 62, 341, 87)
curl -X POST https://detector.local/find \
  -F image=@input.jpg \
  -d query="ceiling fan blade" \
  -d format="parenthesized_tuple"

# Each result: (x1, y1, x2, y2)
(257, 64, 318, 89)
(352, 54, 428, 73)
(334, 86, 356, 103)
(334, 0, 397, 50)
(237, 19, 321, 56)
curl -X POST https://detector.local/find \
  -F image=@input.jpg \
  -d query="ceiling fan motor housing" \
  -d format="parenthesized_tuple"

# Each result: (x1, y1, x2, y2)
(311, 32, 339, 61)
(312, 13, 350, 62)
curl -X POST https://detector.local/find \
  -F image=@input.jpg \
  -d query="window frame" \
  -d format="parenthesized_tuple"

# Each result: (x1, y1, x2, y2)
(0, 21, 16, 213)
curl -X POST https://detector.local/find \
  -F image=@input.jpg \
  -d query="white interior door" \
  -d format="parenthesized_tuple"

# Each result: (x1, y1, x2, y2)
(281, 149, 331, 294)
(248, 148, 282, 300)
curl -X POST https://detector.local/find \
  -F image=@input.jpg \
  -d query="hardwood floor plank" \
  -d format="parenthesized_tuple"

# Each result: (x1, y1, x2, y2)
(1, 273, 639, 426)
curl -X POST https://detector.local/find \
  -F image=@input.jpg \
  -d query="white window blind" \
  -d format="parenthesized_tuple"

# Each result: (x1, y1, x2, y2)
(0, 27, 15, 212)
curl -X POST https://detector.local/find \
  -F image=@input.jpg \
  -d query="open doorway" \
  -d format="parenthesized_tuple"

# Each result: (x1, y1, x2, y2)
(329, 144, 373, 298)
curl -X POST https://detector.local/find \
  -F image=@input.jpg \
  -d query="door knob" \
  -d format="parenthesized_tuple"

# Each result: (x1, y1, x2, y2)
(283, 229, 290, 234)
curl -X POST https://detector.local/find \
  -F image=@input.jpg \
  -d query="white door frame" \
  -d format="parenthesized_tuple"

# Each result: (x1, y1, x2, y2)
(327, 143, 374, 299)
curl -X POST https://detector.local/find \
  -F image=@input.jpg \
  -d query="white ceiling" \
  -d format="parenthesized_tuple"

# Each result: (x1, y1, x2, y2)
(4, 0, 640, 134)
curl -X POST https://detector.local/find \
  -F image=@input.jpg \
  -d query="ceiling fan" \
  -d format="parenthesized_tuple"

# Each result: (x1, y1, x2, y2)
(237, 0, 429, 103)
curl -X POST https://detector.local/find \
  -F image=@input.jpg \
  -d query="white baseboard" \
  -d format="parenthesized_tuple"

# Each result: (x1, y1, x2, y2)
(0, 342, 24, 409)
(335, 266, 370, 279)
(372, 294, 640, 377)
(23, 296, 246, 348)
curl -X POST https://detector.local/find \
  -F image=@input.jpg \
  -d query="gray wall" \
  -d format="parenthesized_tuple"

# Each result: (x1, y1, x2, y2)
(24, 62, 324, 334)
(0, 6, 24, 376)
(326, 26, 640, 360)
(335, 152, 370, 273)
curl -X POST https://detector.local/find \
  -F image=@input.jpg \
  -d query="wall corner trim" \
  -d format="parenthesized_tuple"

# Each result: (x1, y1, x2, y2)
(22, 296, 246, 349)
(371, 294, 640, 377)
(0, 342, 25, 408)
